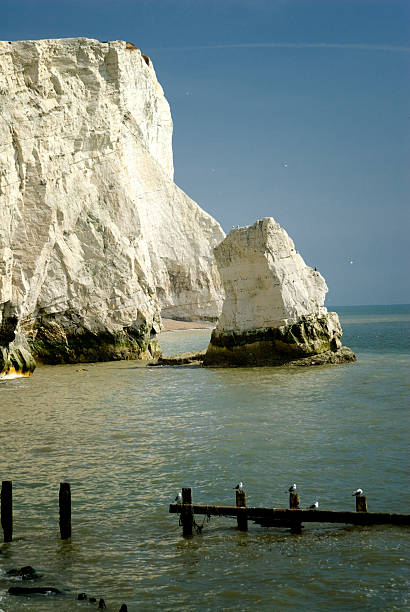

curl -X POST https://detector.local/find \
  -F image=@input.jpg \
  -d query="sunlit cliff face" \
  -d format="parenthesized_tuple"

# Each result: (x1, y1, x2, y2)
(0, 38, 225, 373)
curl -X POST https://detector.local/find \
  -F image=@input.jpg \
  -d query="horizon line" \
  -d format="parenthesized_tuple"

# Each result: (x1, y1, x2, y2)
(147, 41, 410, 53)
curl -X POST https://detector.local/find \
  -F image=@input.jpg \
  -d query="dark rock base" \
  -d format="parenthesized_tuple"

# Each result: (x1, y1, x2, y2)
(203, 341, 356, 367)
(203, 317, 356, 367)
(152, 349, 207, 366)
(28, 315, 161, 365)
(287, 347, 357, 367)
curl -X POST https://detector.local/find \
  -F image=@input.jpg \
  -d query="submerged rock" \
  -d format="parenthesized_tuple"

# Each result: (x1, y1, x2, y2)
(0, 38, 224, 372)
(152, 349, 206, 366)
(204, 218, 356, 367)
(6, 565, 40, 580)
(8, 586, 60, 595)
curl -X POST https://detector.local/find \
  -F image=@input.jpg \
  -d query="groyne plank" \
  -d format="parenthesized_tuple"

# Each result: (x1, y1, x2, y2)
(169, 504, 410, 525)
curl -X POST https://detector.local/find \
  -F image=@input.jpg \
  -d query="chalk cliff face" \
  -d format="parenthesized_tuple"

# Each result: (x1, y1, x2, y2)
(204, 218, 356, 367)
(0, 38, 224, 374)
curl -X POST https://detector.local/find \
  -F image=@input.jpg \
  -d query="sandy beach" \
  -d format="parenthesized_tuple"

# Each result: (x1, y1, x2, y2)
(161, 318, 214, 332)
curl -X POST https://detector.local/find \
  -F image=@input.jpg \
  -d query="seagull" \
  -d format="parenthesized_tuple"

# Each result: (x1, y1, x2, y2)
(234, 482, 243, 491)
(281, 161, 288, 168)
(308, 501, 319, 510)
(352, 488, 363, 497)
(288, 483, 296, 493)
(174, 492, 182, 504)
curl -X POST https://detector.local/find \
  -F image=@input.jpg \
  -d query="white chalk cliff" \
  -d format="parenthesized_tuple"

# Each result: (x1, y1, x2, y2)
(204, 218, 356, 366)
(0, 38, 224, 373)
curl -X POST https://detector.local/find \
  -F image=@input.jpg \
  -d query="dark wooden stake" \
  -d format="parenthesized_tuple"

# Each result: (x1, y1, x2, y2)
(356, 495, 368, 512)
(181, 487, 193, 537)
(59, 482, 71, 539)
(289, 492, 300, 509)
(236, 489, 248, 531)
(1, 480, 13, 542)
(289, 492, 302, 534)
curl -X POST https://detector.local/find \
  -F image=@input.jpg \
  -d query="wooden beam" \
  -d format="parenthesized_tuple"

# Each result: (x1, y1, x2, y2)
(169, 504, 410, 525)
(180, 488, 193, 536)
(356, 495, 368, 512)
(1, 481, 12, 542)
(236, 490, 247, 531)
(59, 482, 71, 539)
(289, 492, 302, 533)
(289, 492, 300, 509)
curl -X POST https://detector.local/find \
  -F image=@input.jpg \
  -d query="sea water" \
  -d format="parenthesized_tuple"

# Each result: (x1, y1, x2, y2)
(0, 305, 409, 611)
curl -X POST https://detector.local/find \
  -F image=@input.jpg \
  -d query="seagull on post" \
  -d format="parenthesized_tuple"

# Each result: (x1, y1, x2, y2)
(288, 483, 296, 493)
(234, 482, 243, 491)
(352, 488, 363, 496)
(174, 492, 182, 504)
(308, 501, 319, 510)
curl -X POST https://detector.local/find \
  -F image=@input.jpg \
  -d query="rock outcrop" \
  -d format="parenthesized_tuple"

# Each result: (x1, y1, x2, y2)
(204, 218, 356, 367)
(0, 38, 224, 374)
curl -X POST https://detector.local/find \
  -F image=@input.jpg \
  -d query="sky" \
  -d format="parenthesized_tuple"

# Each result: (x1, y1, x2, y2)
(1, 0, 409, 306)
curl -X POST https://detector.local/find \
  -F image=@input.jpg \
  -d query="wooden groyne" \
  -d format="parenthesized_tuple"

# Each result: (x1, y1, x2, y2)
(169, 488, 410, 536)
(1, 481, 72, 542)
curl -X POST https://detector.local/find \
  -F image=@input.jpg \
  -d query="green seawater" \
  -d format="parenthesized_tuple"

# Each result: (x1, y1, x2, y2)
(0, 305, 409, 611)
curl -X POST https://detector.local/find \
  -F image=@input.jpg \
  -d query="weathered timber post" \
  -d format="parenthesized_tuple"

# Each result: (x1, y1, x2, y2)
(59, 482, 71, 539)
(181, 487, 194, 537)
(289, 492, 300, 509)
(356, 495, 368, 512)
(1, 480, 12, 542)
(289, 491, 302, 534)
(236, 489, 248, 531)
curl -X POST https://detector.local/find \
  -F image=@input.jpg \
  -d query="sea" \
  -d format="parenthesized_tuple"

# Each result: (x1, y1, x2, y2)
(0, 304, 409, 611)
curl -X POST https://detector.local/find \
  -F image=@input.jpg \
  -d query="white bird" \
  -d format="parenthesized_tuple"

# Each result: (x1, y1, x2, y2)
(174, 492, 182, 504)
(281, 161, 288, 168)
(234, 482, 243, 491)
(308, 501, 319, 510)
(288, 483, 296, 493)
(352, 488, 363, 497)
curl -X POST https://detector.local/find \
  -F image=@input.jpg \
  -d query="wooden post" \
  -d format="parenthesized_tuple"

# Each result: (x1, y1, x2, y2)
(289, 492, 302, 533)
(1, 481, 12, 542)
(356, 495, 368, 512)
(181, 487, 193, 536)
(236, 489, 248, 531)
(59, 482, 71, 539)
(289, 492, 300, 509)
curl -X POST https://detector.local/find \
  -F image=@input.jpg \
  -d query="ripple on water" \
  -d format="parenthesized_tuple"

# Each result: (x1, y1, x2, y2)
(0, 310, 409, 610)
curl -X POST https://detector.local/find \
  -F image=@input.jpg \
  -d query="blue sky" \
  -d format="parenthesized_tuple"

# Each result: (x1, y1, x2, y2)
(1, 0, 409, 305)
